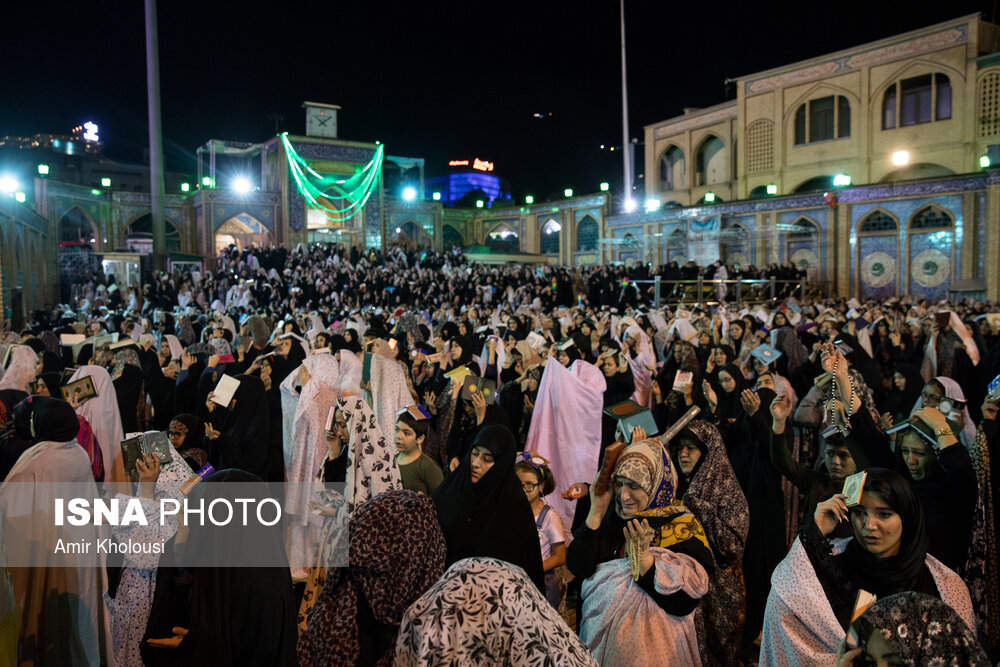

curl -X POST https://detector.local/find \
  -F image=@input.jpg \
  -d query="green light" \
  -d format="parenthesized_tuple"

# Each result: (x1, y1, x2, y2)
(100, 177, 111, 188)
(766, 184, 778, 195)
(476, 200, 484, 208)
(202, 176, 213, 187)
(564, 188, 573, 198)
(14, 192, 26, 203)
(525, 195, 534, 204)
(180, 182, 190, 192)
(90, 189, 101, 196)
(37, 164, 49, 176)
(704, 192, 716, 203)
(833, 174, 851, 186)
(600, 182, 610, 192)
(432, 191, 441, 201)
(981, 155, 991, 169)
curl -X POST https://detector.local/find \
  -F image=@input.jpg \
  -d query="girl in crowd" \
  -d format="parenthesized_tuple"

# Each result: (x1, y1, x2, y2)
(760, 468, 974, 664)
(515, 453, 566, 609)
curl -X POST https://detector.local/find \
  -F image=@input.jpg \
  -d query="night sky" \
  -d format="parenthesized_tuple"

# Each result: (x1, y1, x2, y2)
(2, 1, 995, 200)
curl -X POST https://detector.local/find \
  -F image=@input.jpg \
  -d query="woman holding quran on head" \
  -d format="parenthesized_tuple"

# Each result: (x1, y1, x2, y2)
(759, 467, 975, 666)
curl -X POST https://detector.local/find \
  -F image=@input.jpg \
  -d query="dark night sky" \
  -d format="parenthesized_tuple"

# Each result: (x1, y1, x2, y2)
(2, 1, 996, 200)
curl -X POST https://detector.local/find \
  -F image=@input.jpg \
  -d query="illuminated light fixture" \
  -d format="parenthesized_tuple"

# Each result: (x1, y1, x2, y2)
(0, 175, 17, 194)
(980, 154, 991, 169)
(401, 185, 417, 202)
(623, 198, 638, 213)
(891, 150, 909, 166)
(231, 176, 253, 194)
(476, 200, 484, 208)
(766, 184, 778, 195)
(180, 182, 190, 192)
(432, 191, 441, 201)
(645, 198, 660, 212)
(14, 192, 26, 203)
(395, 227, 401, 233)
(600, 182, 610, 192)
(525, 195, 534, 204)
(833, 173, 851, 187)
(82, 121, 99, 142)
(703, 192, 716, 203)
(202, 176, 213, 187)
(90, 189, 101, 196)
(37, 164, 49, 176)
(101, 177, 111, 188)
(564, 188, 573, 198)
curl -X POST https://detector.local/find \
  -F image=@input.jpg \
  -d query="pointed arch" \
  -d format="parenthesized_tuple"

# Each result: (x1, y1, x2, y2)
(695, 134, 726, 187)
(576, 215, 599, 252)
(540, 218, 561, 254)
(442, 224, 463, 250)
(59, 205, 99, 245)
(909, 204, 954, 230)
(858, 208, 899, 233)
(658, 144, 686, 191)
(869, 58, 966, 102)
(783, 82, 860, 121)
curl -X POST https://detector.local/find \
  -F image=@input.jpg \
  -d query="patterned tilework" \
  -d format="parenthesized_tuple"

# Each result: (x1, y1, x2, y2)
(858, 234, 898, 299)
(978, 194, 987, 278)
(908, 230, 953, 300)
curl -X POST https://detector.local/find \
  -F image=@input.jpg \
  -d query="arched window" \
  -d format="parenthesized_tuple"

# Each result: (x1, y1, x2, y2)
(860, 211, 898, 233)
(788, 217, 818, 239)
(576, 216, 599, 251)
(794, 95, 851, 145)
(695, 135, 725, 186)
(884, 74, 952, 129)
(540, 219, 561, 254)
(486, 224, 519, 253)
(910, 206, 953, 230)
(659, 146, 684, 191)
(442, 224, 463, 250)
(125, 214, 181, 253)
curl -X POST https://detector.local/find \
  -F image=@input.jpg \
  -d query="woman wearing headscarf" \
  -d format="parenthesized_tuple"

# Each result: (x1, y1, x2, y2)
(298, 490, 445, 667)
(433, 424, 545, 592)
(297, 396, 403, 630)
(567, 435, 714, 666)
(670, 420, 750, 666)
(114, 360, 146, 434)
(703, 363, 749, 448)
(141, 470, 297, 667)
(0, 345, 38, 393)
(0, 390, 29, 481)
(167, 413, 208, 471)
(70, 364, 126, 482)
(879, 362, 923, 425)
(840, 591, 990, 667)
(203, 374, 270, 479)
(395, 558, 598, 667)
(760, 468, 974, 665)
(0, 397, 115, 666)
(909, 376, 976, 447)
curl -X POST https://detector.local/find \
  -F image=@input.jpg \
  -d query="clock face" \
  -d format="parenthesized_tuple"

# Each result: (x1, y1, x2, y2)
(306, 109, 337, 138)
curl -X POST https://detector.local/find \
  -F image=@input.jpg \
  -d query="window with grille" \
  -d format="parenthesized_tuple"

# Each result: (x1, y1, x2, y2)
(911, 206, 952, 230)
(576, 216, 599, 251)
(860, 211, 898, 232)
(747, 120, 774, 173)
(794, 96, 850, 145)
(979, 71, 1000, 137)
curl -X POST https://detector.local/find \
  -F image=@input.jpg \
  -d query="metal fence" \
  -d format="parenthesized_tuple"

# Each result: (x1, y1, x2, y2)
(628, 276, 831, 308)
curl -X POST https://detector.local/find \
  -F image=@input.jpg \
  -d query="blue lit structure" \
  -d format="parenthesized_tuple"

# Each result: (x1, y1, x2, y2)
(426, 168, 511, 206)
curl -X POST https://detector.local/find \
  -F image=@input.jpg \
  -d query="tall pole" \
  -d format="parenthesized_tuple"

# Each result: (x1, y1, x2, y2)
(620, 0, 632, 207)
(145, 0, 167, 272)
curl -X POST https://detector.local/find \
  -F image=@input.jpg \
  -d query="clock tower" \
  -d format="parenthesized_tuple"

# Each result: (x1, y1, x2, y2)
(303, 101, 340, 139)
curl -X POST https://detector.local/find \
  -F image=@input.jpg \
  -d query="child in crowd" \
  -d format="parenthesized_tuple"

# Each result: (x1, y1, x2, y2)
(395, 405, 444, 494)
(515, 452, 566, 609)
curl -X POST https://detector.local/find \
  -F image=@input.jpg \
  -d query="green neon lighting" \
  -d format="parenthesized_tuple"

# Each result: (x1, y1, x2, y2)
(599, 182, 609, 191)
(37, 164, 49, 175)
(180, 182, 190, 192)
(101, 177, 111, 187)
(980, 155, 991, 169)
(525, 195, 534, 204)
(281, 132, 383, 223)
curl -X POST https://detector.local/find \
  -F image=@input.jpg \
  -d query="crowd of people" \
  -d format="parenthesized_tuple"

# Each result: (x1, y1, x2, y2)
(0, 240, 996, 666)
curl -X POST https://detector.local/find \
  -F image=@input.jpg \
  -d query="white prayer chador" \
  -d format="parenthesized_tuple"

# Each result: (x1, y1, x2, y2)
(70, 365, 126, 482)
(336, 350, 362, 398)
(623, 324, 655, 407)
(0, 345, 37, 393)
(759, 537, 974, 666)
(364, 353, 411, 444)
(280, 354, 341, 576)
(525, 359, 606, 539)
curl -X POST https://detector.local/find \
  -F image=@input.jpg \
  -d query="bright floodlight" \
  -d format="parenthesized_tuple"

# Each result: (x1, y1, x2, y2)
(432, 191, 441, 201)
(645, 198, 660, 212)
(704, 192, 716, 203)
(395, 227, 402, 233)
(476, 200, 484, 208)
(981, 155, 991, 169)
(833, 174, 851, 187)
(600, 182, 610, 192)
(564, 188, 573, 198)
(525, 195, 534, 204)
(623, 197, 638, 213)
(202, 176, 213, 187)
(766, 184, 778, 195)
(401, 186, 417, 201)
(101, 177, 111, 188)
(14, 192, 26, 203)
(0, 176, 17, 194)
(37, 164, 49, 176)
(180, 182, 190, 192)
(892, 150, 909, 166)
(232, 176, 253, 194)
